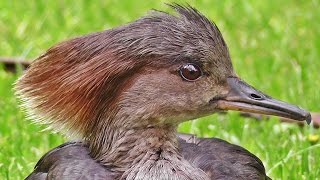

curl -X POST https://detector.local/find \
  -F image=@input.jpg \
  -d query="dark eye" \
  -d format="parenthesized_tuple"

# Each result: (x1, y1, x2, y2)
(179, 64, 203, 81)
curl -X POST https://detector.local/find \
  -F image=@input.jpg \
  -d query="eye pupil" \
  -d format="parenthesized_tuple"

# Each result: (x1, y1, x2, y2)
(179, 64, 202, 81)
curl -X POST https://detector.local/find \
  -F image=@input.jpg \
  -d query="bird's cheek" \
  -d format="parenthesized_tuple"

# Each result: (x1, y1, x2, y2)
(192, 81, 228, 105)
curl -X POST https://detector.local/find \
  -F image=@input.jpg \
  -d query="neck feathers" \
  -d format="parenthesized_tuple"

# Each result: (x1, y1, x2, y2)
(90, 126, 209, 180)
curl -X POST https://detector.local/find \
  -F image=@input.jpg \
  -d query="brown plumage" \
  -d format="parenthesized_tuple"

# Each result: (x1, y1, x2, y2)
(16, 4, 310, 180)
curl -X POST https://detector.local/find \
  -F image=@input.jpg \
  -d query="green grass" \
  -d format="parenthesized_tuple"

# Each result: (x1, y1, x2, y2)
(1, 0, 319, 179)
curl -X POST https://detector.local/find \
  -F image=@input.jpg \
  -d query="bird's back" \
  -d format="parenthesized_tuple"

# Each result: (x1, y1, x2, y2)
(178, 134, 270, 180)
(26, 134, 270, 180)
(25, 142, 114, 180)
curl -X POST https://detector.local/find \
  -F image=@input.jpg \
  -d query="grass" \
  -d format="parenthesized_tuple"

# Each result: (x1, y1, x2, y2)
(0, 0, 319, 179)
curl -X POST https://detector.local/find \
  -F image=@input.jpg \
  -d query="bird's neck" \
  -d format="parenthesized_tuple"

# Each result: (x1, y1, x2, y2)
(88, 125, 209, 179)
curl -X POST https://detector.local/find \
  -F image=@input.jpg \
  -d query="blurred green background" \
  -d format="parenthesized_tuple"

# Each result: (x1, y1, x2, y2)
(0, 0, 319, 179)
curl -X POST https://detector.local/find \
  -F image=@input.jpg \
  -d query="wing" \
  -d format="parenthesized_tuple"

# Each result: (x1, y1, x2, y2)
(178, 133, 271, 180)
(25, 142, 114, 180)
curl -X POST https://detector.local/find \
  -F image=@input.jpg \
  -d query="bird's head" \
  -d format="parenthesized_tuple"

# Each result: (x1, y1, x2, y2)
(15, 5, 311, 139)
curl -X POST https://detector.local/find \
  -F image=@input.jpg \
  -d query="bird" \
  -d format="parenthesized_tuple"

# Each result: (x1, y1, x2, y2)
(15, 4, 311, 180)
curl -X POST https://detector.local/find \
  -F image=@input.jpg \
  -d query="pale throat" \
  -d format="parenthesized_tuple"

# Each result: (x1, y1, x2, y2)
(88, 124, 209, 179)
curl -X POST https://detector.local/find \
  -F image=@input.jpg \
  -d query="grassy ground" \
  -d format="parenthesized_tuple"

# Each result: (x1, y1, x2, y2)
(1, 0, 319, 179)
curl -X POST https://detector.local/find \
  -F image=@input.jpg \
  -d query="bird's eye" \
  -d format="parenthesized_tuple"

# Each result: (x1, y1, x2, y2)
(179, 64, 203, 81)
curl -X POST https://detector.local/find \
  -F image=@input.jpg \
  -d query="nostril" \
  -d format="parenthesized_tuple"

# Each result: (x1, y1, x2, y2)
(250, 93, 263, 100)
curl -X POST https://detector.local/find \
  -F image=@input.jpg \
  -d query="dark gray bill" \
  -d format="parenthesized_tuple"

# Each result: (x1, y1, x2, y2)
(214, 77, 311, 124)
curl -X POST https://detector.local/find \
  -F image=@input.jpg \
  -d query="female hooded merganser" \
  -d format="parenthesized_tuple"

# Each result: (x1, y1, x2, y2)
(16, 4, 311, 180)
